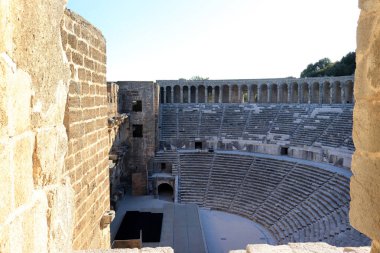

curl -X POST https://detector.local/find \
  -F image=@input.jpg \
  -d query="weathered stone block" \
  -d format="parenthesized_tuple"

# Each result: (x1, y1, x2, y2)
(46, 179, 74, 253)
(33, 126, 67, 186)
(14, 132, 34, 208)
(353, 100, 380, 152)
(0, 138, 12, 224)
(351, 152, 380, 241)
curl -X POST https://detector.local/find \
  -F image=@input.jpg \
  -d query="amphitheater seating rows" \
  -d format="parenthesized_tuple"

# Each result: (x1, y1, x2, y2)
(157, 151, 370, 247)
(160, 104, 354, 151)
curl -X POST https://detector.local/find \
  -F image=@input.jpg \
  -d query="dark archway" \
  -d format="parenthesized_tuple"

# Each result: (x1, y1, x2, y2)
(183, 86, 189, 103)
(166, 86, 172, 103)
(311, 82, 320, 104)
(198, 85, 206, 103)
(160, 87, 165, 104)
(158, 183, 174, 202)
(173, 85, 181, 103)
(222, 85, 229, 103)
(190, 86, 196, 103)
(214, 86, 220, 103)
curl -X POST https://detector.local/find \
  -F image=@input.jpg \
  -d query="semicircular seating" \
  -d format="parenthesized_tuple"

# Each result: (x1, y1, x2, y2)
(164, 152, 370, 247)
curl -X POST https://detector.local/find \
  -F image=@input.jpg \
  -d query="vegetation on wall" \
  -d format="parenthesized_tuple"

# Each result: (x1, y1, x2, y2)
(300, 52, 356, 78)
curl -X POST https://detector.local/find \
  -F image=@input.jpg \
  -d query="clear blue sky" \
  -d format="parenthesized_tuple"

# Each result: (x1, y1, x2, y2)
(67, 0, 359, 81)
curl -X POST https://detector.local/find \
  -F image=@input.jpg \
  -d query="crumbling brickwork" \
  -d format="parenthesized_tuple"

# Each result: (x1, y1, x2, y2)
(61, 9, 110, 250)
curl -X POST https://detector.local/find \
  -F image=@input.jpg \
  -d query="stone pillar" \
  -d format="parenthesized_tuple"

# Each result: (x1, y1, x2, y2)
(350, 2, 380, 253)
(288, 84, 292, 103)
(238, 86, 242, 103)
(195, 86, 198, 104)
(180, 86, 183, 103)
(268, 85, 272, 103)
(218, 87, 222, 103)
(277, 84, 281, 103)
(319, 83, 323, 104)
(188, 86, 191, 103)
(228, 85, 232, 103)
(298, 84, 301, 103)
(248, 86, 252, 103)
(258, 85, 262, 103)
(205, 88, 208, 103)
(163, 87, 167, 104)
(212, 87, 215, 103)
(171, 86, 174, 104)
(308, 84, 312, 104)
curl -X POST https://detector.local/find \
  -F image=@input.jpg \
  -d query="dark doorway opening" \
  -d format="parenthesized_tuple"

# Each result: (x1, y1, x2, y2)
(281, 147, 289, 156)
(158, 183, 173, 202)
(195, 141, 202, 150)
(114, 211, 163, 242)
(160, 163, 166, 171)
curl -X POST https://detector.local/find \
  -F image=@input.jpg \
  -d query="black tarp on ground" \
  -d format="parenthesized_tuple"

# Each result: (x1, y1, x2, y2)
(114, 211, 163, 242)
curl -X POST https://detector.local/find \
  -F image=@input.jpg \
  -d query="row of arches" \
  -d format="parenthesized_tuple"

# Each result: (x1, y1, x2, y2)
(159, 80, 354, 104)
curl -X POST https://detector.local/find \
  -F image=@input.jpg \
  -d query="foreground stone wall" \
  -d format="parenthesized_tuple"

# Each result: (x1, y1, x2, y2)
(351, 0, 380, 252)
(0, 0, 73, 252)
(61, 9, 110, 250)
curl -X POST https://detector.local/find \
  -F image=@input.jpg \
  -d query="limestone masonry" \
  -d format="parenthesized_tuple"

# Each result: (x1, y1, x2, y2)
(1, 0, 380, 253)
(61, 9, 110, 250)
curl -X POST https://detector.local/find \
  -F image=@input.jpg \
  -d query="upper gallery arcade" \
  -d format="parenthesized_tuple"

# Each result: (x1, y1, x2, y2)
(158, 76, 354, 104)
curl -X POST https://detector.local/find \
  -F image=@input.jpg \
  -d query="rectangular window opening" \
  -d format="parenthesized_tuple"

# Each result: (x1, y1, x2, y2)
(281, 147, 289, 156)
(132, 100, 142, 112)
(133, 124, 143, 138)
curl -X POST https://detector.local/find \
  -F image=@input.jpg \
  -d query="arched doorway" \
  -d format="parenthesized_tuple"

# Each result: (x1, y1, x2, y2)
(158, 183, 174, 202)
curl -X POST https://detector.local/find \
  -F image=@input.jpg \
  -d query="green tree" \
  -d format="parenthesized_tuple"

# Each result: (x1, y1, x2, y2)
(300, 52, 355, 77)
(190, 76, 209, 80)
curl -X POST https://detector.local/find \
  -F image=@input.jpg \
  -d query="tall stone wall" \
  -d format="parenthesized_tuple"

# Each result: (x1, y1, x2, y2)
(117, 81, 159, 195)
(0, 0, 74, 252)
(61, 10, 110, 250)
(351, 1, 380, 253)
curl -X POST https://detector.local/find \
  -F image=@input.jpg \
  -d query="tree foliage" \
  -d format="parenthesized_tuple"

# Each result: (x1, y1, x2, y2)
(300, 52, 356, 78)
(190, 75, 209, 80)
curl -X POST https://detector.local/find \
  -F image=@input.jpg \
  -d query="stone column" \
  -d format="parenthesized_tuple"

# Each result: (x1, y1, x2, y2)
(268, 85, 272, 103)
(277, 84, 281, 103)
(218, 87, 222, 103)
(238, 86, 242, 103)
(308, 84, 312, 104)
(319, 83, 323, 104)
(248, 86, 252, 103)
(205, 88, 208, 103)
(228, 85, 232, 103)
(258, 85, 262, 103)
(171, 86, 174, 103)
(298, 84, 301, 103)
(163, 87, 167, 104)
(188, 86, 191, 103)
(195, 86, 198, 104)
(180, 86, 183, 103)
(288, 83, 292, 103)
(212, 87, 215, 103)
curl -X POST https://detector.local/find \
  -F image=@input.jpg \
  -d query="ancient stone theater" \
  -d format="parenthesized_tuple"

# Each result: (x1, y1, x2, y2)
(1, 1, 380, 253)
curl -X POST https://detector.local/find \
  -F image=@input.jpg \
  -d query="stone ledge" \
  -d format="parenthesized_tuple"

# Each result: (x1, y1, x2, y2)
(232, 243, 371, 253)
(74, 247, 173, 253)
